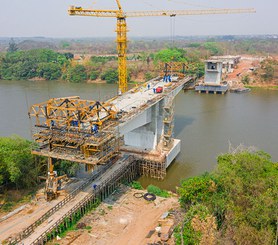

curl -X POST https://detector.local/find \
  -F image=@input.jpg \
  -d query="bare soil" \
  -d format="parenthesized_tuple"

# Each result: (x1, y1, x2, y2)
(226, 55, 278, 89)
(49, 186, 180, 245)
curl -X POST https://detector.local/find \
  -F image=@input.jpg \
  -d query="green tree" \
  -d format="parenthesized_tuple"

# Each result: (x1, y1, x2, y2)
(64, 52, 74, 60)
(37, 62, 62, 80)
(90, 56, 116, 64)
(66, 64, 87, 83)
(7, 38, 18, 52)
(101, 68, 118, 84)
(0, 136, 46, 189)
(203, 42, 222, 55)
(188, 43, 201, 48)
(61, 41, 70, 48)
(0, 49, 66, 80)
(178, 173, 217, 207)
(177, 151, 278, 244)
(154, 48, 187, 63)
(89, 70, 100, 80)
(262, 64, 274, 80)
(186, 61, 205, 78)
(242, 74, 250, 84)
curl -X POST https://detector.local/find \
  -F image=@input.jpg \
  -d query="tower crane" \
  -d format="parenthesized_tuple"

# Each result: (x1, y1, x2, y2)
(68, 1, 255, 94)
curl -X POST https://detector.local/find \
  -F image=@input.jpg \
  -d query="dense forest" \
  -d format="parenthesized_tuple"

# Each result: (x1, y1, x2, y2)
(175, 150, 278, 245)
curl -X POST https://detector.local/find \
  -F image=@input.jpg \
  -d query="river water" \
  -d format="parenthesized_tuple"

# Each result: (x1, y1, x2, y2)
(0, 80, 277, 190)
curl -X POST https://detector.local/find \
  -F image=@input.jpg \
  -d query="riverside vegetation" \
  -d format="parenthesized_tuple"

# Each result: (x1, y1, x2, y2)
(175, 150, 278, 245)
(0, 40, 205, 83)
(1, 38, 277, 86)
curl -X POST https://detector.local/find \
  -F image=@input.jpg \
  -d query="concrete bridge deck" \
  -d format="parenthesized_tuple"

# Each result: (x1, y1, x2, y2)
(112, 77, 190, 167)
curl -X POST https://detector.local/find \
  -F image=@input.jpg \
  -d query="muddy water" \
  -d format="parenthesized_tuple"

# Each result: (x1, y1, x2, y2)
(0, 80, 277, 190)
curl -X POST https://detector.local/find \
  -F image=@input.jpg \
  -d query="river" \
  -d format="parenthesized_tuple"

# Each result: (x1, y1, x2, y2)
(0, 80, 277, 190)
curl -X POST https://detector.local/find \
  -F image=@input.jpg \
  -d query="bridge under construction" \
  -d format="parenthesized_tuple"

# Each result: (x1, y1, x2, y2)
(0, 2, 256, 243)
(29, 77, 190, 200)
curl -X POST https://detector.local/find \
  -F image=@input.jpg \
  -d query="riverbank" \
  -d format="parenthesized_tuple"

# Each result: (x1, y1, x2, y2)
(246, 84, 278, 90)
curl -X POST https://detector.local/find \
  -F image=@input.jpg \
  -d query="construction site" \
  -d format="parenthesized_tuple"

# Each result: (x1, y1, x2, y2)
(0, 1, 257, 244)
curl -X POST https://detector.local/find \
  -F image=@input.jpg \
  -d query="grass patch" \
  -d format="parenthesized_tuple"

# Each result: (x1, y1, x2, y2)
(130, 181, 143, 190)
(245, 85, 278, 90)
(147, 185, 170, 198)
(1, 202, 14, 212)
(59, 224, 77, 238)
(85, 226, 92, 230)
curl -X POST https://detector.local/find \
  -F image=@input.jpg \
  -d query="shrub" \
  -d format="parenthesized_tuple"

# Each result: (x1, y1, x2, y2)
(89, 70, 100, 80)
(147, 185, 170, 198)
(100, 68, 118, 84)
(66, 64, 87, 83)
(130, 181, 143, 190)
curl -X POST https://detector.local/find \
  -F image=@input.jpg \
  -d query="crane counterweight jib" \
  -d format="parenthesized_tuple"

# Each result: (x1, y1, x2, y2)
(69, 6, 119, 17)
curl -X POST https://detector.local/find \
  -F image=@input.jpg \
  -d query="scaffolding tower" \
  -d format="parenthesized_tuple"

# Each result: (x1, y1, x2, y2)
(163, 96, 174, 150)
(139, 160, 166, 180)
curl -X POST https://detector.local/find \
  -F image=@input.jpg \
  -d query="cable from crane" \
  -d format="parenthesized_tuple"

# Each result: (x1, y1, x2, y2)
(170, 14, 176, 48)
(24, 85, 33, 140)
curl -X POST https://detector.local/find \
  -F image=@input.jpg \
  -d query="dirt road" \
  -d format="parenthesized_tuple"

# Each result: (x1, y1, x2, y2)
(51, 187, 179, 245)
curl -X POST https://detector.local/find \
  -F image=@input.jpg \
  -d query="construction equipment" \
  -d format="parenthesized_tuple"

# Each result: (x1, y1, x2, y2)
(29, 96, 120, 165)
(45, 158, 68, 201)
(68, 1, 255, 94)
(29, 96, 120, 200)
(159, 62, 188, 78)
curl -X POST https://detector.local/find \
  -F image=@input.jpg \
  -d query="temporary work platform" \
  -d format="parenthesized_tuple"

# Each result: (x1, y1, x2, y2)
(29, 96, 120, 170)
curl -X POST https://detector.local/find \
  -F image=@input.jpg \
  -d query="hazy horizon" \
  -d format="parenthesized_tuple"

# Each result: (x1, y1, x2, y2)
(0, 34, 277, 40)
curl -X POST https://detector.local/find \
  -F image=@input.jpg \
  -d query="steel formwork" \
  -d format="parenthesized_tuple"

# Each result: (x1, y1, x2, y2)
(29, 96, 120, 167)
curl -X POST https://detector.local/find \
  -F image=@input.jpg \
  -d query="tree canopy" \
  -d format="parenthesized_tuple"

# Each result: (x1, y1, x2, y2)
(0, 49, 71, 80)
(7, 38, 18, 53)
(65, 64, 87, 83)
(154, 48, 187, 63)
(203, 42, 223, 56)
(176, 151, 278, 245)
(0, 136, 45, 189)
(0, 136, 81, 190)
(100, 68, 118, 84)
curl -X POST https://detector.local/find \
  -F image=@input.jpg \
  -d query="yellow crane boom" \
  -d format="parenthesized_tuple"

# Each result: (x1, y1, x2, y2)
(68, 2, 255, 94)
(69, 8, 255, 18)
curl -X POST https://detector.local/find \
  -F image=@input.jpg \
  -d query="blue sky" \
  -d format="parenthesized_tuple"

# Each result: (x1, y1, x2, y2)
(0, 0, 277, 37)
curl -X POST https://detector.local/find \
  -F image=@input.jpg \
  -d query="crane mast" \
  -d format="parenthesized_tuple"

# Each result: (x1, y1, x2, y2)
(68, 1, 255, 94)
